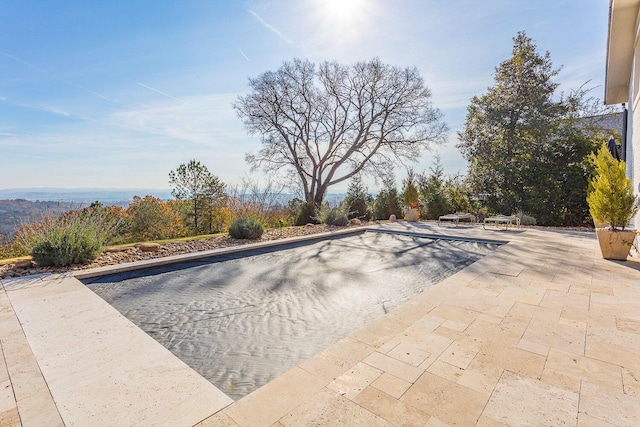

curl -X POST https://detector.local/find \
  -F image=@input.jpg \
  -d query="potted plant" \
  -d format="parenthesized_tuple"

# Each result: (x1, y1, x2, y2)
(402, 170, 420, 222)
(587, 144, 638, 260)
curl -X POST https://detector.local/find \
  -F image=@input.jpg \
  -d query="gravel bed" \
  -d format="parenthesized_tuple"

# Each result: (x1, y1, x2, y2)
(0, 224, 349, 279)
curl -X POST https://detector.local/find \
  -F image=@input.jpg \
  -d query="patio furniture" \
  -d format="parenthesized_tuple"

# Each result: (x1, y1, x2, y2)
(483, 215, 521, 230)
(438, 213, 476, 227)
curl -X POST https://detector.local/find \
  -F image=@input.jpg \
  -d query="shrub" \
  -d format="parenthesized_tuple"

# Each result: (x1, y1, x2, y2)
(587, 144, 638, 230)
(0, 234, 24, 259)
(343, 175, 371, 220)
(127, 195, 185, 241)
(16, 208, 120, 266)
(403, 182, 419, 208)
(229, 217, 264, 239)
(320, 206, 349, 226)
(295, 202, 319, 225)
(372, 178, 403, 220)
(516, 211, 537, 226)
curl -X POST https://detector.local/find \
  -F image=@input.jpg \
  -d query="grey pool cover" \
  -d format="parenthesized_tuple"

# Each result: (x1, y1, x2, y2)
(85, 231, 499, 400)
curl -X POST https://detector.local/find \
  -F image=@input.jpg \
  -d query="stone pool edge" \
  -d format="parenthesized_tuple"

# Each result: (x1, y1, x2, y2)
(74, 226, 369, 280)
(75, 225, 509, 281)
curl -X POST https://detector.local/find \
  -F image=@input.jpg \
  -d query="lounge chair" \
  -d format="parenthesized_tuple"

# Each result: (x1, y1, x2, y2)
(437, 213, 476, 227)
(482, 215, 521, 230)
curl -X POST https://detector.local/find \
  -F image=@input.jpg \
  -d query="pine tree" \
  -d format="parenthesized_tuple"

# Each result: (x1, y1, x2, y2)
(457, 32, 601, 225)
(169, 160, 226, 234)
(343, 175, 371, 220)
(373, 176, 402, 220)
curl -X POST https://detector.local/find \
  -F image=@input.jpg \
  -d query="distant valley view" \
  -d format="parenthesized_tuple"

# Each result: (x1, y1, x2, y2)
(0, 188, 170, 238)
(0, 188, 346, 239)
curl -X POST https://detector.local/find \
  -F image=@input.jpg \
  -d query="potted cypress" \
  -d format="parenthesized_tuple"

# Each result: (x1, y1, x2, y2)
(402, 170, 420, 222)
(587, 144, 638, 260)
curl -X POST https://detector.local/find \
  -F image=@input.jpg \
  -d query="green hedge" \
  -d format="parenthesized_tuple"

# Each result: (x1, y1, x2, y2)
(229, 216, 264, 239)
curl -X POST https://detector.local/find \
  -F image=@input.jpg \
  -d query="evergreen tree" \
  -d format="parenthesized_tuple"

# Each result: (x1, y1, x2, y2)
(343, 175, 371, 220)
(169, 160, 227, 234)
(418, 157, 450, 220)
(444, 174, 472, 214)
(373, 176, 402, 220)
(457, 32, 602, 225)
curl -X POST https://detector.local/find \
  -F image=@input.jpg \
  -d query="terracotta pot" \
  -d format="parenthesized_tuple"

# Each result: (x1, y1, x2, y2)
(595, 229, 637, 260)
(404, 208, 420, 222)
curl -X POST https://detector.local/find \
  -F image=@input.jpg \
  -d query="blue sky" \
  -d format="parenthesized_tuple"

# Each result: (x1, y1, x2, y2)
(0, 0, 610, 193)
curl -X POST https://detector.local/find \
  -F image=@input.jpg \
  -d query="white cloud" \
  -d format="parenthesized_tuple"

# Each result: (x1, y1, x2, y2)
(0, 92, 262, 188)
(103, 93, 244, 148)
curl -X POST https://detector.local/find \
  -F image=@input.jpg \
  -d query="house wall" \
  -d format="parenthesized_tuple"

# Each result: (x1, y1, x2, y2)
(628, 8, 640, 228)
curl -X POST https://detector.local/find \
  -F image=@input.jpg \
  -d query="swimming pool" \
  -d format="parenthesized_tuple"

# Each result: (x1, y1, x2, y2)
(84, 230, 499, 400)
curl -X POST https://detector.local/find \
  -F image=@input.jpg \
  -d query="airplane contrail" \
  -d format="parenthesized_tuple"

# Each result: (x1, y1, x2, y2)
(247, 9, 293, 44)
(0, 51, 114, 103)
(237, 48, 251, 62)
(136, 82, 183, 103)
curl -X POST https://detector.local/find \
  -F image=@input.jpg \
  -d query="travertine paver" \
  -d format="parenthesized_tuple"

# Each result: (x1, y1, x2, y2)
(0, 335, 20, 427)
(519, 317, 586, 356)
(436, 334, 485, 370)
(0, 286, 63, 426)
(616, 316, 640, 333)
(370, 372, 412, 399)
(400, 371, 489, 425)
(2, 274, 232, 426)
(280, 387, 391, 426)
(385, 341, 431, 367)
(195, 411, 240, 427)
(579, 381, 640, 426)
(223, 367, 326, 427)
(483, 370, 579, 426)
(326, 362, 382, 400)
(353, 385, 431, 426)
(2, 223, 640, 426)
(541, 348, 623, 393)
(297, 336, 376, 384)
(363, 352, 424, 383)
(588, 323, 640, 351)
(622, 367, 640, 397)
(457, 340, 546, 394)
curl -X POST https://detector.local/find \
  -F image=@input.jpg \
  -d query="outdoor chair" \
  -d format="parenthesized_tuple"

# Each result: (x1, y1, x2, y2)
(437, 213, 476, 227)
(482, 214, 521, 230)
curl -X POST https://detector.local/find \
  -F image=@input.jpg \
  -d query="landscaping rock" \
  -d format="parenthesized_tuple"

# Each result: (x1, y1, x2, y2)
(135, 243, 162, 252)
(389, 214, 397, 222)
(104, 246, 135, 253)
(349, 218, 361, 226)
(13, 259, 34, 268)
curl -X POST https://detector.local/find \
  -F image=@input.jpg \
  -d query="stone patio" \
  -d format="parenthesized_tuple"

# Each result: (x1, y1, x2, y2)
(1, 222, 639, 426)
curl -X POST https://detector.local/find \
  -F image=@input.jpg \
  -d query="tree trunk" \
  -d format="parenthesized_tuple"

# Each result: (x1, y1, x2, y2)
(312, 186, 327, 207)
(193, 199, 198, 232)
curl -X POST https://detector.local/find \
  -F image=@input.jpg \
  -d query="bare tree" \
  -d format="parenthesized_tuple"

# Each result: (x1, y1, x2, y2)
(234, 58, 448, 205)
(226, 176, 285, 220)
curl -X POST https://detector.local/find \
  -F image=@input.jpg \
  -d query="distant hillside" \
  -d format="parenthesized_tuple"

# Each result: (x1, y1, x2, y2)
(0, 188, 176, 238)
(0, 188, 173, 204)
(0, 199, 75, 238)
(0, 188, 350, 238)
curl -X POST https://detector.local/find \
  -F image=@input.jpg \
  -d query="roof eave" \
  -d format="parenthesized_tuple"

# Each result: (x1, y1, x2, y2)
(605, 0, 640, 105)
